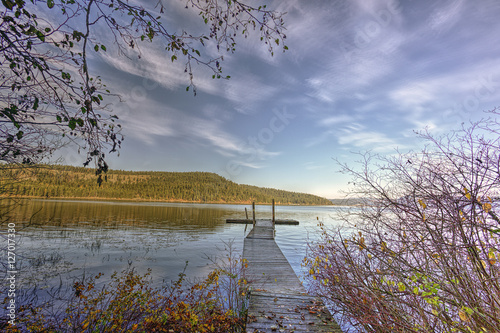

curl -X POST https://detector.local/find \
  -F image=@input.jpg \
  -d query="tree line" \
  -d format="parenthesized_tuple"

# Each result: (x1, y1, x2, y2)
(1, 165, 332, 205)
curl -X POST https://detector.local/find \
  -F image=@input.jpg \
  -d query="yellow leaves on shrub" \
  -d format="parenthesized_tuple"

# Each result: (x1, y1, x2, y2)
(483, 203, 492, 213)
(459, 309, 469, 322)
(464, 188, 472, 200)
(432, 253, 440, 264)
(489, 249, 497, 265)
(358, 237, 366, 250)
(381, 241, 387, 252)
(418, 199, 426, 209)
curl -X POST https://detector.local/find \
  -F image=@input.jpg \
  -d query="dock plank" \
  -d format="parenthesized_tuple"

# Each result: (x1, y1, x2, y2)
(243, 220, 342, 332)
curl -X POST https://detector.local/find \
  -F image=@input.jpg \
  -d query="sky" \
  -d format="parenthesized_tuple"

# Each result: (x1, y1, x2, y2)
(57, 0, 500, 199)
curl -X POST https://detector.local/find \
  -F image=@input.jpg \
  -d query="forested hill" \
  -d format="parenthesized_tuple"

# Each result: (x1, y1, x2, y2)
(4, 165, 332, 205)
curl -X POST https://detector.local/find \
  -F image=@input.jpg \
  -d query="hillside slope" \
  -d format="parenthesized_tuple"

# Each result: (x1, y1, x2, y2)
(3, 165, 332, 205)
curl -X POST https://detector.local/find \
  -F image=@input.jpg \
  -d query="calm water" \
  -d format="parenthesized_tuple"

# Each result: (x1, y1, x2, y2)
(1, 199, 344, 292)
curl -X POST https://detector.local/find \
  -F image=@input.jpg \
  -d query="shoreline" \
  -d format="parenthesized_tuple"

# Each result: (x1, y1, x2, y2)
(1, 195, 335, 206)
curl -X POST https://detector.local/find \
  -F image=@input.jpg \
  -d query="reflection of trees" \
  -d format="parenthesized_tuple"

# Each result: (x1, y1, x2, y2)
(9, 200, 230, 230)
(4, 200, 241, 292)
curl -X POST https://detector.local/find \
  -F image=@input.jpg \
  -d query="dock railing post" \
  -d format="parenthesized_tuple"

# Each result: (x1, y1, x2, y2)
(252, 202, 256, 226)
(272, 199, 275, 228)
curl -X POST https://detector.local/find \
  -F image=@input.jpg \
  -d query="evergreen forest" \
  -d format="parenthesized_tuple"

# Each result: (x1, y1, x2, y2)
(1, 165, 332, 205)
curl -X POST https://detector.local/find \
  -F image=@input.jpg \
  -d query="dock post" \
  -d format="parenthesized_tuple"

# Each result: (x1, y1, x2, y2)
(252, 202, 256, 226)
(272, 199, 275, 228)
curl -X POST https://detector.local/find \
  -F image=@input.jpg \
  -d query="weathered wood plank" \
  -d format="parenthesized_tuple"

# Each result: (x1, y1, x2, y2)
(244, 220, 342, 332)
(246, 292, 341, 332)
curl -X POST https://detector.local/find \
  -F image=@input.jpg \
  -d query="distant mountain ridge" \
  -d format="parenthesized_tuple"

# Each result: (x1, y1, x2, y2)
(4, 165, 332, 205)
(329, 198, 364, 206)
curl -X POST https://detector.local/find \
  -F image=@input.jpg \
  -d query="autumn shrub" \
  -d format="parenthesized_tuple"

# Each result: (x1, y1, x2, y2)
(306, 117, 500, 332)
(3, 245, 248, 332)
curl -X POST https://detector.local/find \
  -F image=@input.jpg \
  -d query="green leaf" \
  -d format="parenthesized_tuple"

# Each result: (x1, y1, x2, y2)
(33, 97, 39, 110)
(63, 72, 71, 80)
(100, 45, 106, 51)
(68, 118, 76, 130)
(47, 0, 54, 8)
(56, 115, 62, 122)
(16, 130, 23, 140)
(35, 30, 45, 42)
(94, 44, 99, 52)
(171, 55, 177, 62)
(2, 0, 15, 10)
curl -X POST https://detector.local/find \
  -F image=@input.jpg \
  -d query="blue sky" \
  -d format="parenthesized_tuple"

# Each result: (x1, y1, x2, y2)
(58, 0, 500, 198)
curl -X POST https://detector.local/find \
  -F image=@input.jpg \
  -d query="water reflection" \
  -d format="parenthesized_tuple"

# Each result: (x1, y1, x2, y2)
(12, 199, 233, 230)
(1, 199, 343, 294)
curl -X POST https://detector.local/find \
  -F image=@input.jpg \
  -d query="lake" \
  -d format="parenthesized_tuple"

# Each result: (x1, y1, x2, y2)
(2, 199, 344, 296)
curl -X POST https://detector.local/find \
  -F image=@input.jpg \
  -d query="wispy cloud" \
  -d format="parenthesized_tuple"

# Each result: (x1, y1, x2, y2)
(118, 98, 282, 163)
(99, 48, 222, 96)
(76, 0, 500, 198)
(318, 115, 356, 127)
(222, 73, 279, 114)
(427, 0, 465, 33)
(303, 1, 406, 103)
(303, 162, 325, 171)
(338, 125, 402, 151)
(187, 118, 245, 156)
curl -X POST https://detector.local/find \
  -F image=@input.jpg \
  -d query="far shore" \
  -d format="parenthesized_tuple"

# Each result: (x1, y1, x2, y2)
(2, 195, 339, 206)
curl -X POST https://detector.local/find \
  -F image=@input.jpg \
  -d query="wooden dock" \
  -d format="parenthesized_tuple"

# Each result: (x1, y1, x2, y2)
(227, 218, 299, 225)
(243, 219, 342, 332)
(226, 200, 299, 226)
